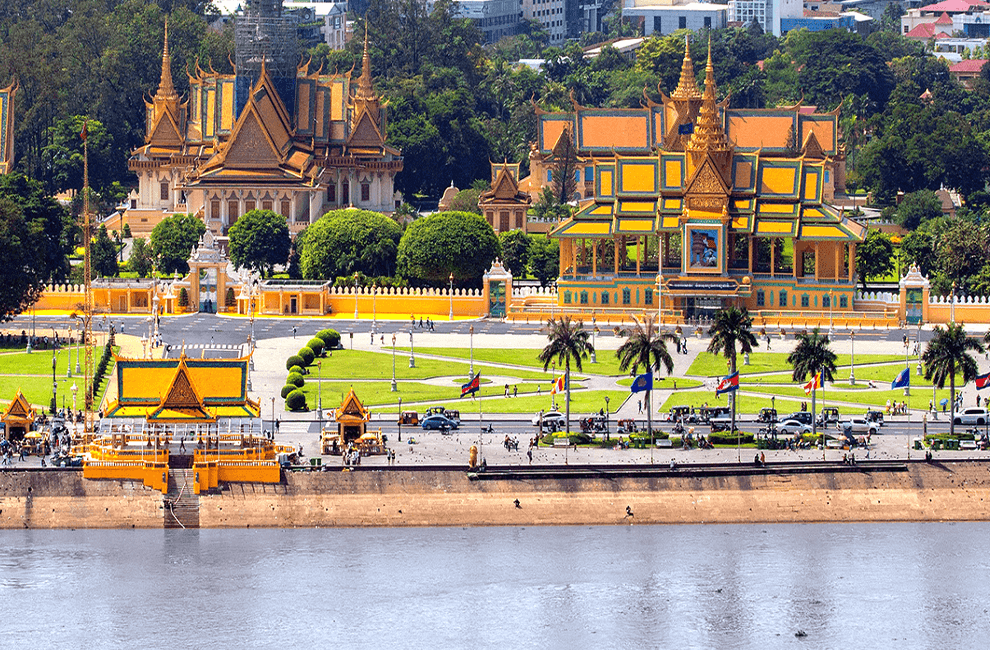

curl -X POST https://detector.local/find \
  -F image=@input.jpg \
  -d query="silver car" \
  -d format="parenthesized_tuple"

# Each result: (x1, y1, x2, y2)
(778, 419, 812, 436)
(953, 408, 989, 426)
(841, 417, 879, 435)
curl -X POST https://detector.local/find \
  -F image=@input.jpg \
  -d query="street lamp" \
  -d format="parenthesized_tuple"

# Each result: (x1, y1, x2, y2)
(398, 396, 403, 442)
(916, 320, 923, 376)
(372, 284, 378, 331)
(408, 329, 416, 368)
(449, 273, 454, 321)
(317, 360, 323, 430)
(828, 289, 834, 336)
(354, 272, 360, 319)
(66, 321, 73, 378)
(469, 325, 475, 376)
(604, 395, 610, 440)
(71, 382, 78, 413)
(590, 314, 597, 364)
(903, 335, 911, 397)
(26, 304, 34, 353)
(391, 333, 398, 392)
(950, 281, 956, 324)
(50, 332, 57, 413)
(656, 272, 662, 327)
(849, 331, 856, 385)
(271, 397, 276, 437)
(74, 316, 81, 375)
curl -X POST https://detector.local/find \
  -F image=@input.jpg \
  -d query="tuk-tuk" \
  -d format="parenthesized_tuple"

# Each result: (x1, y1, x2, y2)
(617, 419, 638, 434)
(668, 406, 691, 422)
(697, 406, 730, 423)
(580, 415, 608, 434)
(758, 408, 778, 423)
(425, 406, 447, 417)
(398, 411, 419, 425)
(818, 407, 840, 428)
(444, 410, 461, 425)
(865, 409, 885, 427)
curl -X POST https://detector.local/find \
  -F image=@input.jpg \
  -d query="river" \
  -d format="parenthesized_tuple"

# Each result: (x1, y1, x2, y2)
(1, 523, 988, 649)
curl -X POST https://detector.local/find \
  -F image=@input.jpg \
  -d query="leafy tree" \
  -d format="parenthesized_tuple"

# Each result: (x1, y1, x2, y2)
(528, 237, 560, 287)
(447, 188, 483, 214)
(498, 230, 531, 277)
(934, 220, 989, 290)
(707, 307, 758, 434)
(616, 315, 675, 442)
(855, 229, 894, 289)
(530, 186, 573, 222)
(549, 127, 580, 204)
(300, 209, 402, 280)
(40, 116, 114, 195)
(896, 190, 942, 230)
(879, 2, 904, 32)
(92, 224, 119, 277)
(900, 228, 936, 277)
(150, 213, 206, 275)
(788, 328, 838, 383)
(397, 211, 499, 286)
(228, 209, 290, 277)
(128, 237, 154, 277)
(538, 316, 594, 438)
(923, 323, 984, 437)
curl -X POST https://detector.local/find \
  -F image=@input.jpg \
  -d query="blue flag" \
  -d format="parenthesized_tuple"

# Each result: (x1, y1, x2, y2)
(891, 367, 910, 390)
(630, 373, 653, 393)
(461, 373, 480, 397)
(678, 122, 694, 135)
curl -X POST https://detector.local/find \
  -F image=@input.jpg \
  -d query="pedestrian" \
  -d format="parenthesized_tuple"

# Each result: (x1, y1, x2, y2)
(275, 418, 280, 433)
(766, 335, 772, 351)
(292, 326, 297, 339)
(504, 384, 509, 397)
(419, 317, 424, 328)
(637, 399, 642, 414)
(430, 320, 435, 332)
(513, 385, 518, 398)
(371, 332, 374, 345)
(527, 448, 533, 464)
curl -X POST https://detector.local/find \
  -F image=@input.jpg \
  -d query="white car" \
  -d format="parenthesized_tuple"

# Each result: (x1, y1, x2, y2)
(841, 417, 879, 435)
(953, 408, 989, 426)
(778, 419, 812, 436)
(532, 411, 565, 427)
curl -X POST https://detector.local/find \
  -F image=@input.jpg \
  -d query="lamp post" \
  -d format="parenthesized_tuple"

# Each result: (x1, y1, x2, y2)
(66, 321, 73, 378)
(408, 328, 415, 368)
(950, 281, 956, 324)
(917, 320, 923, 376)
(828, 289, 834, 336)
(74, 316, 81, 375)
(469, 325, 475, 376)
(903, 336, 911, 397)
(71, 382, 78, 413)
(249, 280, 257, 371)
(849, 331, 856, 385)
(398, 396, 402, 442)
(354, 272, 360, 319)
(372, 284, 378, 331)
(656, 272, 662, 327)
(271, 397, 276, 437)
(391, 333, 398, 392)
(551, 361, 556, 410)
(449, 273, 454, 321)
(50, 332, 57, 414)
(590, 314, 597, 364)
(317, 360, 323, 430)
(27, 305, 34, 353)
(604, 395, 610, 440)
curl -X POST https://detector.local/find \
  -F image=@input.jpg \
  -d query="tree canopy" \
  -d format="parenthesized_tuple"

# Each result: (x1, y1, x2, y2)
(227, 209, 291, 277)
(300, 209, 402, 280)
(396, 211, 499, 286)
(149, 213, 206, 275)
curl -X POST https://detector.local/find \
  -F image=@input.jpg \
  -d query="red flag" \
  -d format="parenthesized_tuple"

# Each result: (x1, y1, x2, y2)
(80, 120, 88, 141)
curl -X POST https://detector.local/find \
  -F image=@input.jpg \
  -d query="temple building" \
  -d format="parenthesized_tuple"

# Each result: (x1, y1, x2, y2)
(536, 38, 865, 320)
(126, 3, 402, 237)
(0, 79, 16, 174)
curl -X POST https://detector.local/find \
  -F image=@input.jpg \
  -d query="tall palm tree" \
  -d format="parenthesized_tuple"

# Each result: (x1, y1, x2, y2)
(788, 328, 837, 439)
(923, 323, 984, 437)
(539, 316, 594, 438)
(616, 315, 675, 445)
(707, 307, 758, 434)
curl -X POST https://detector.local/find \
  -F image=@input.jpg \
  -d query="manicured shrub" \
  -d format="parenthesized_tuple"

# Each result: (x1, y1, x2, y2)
(297, 346, 315, 366)
(316, 328, 340, 348)
(225, 287, 235, 307)
(286, 372, 304, 388)
(178, 287, 188, 307)
(288, 365, 305, 376)
(307, 337, 325, 356)
(286, 389, 307, 411)
(708, 432, 754, 446)
(280, 384, 296, 398)
(285, 355, 304, 371)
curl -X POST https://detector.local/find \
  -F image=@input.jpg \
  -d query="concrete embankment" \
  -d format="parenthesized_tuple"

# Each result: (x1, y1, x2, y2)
(3, 461, 990, 528)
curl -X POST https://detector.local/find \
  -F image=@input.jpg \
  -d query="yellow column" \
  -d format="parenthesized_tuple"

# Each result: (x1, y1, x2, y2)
(849, 243, 857, 283)
(572, 240, 578, 277)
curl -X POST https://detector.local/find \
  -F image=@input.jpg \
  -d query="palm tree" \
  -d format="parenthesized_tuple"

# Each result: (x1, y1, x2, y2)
(707, 307, 758, 435)
(787, 328, 837, 440)
(923, 323, 984, 437)
(539, 316, 594, 439)
(616, 315, 675, 446)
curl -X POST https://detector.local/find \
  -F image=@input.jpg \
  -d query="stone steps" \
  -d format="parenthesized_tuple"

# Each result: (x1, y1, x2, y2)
(164, 468, 200, 529)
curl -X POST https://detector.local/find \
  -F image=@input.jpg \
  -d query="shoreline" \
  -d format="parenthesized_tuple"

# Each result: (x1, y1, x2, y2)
(2, 459, 990, 529)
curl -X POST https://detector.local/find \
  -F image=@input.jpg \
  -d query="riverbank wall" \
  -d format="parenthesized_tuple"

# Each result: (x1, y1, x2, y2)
(3, 461, 990, 529)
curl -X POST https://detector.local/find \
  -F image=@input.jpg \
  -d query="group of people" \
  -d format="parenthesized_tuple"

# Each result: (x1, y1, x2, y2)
(412, 317, 436, 331)
(885, 400, 908, 416)
(503, 384, 518, 398)
(502, 435, 519, 452)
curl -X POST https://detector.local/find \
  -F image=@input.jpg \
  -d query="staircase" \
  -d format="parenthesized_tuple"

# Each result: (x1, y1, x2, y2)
(164, 468, 200, 529)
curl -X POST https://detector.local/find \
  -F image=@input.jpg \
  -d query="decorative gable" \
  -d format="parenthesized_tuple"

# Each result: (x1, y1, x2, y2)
(222, 108, 283, 169)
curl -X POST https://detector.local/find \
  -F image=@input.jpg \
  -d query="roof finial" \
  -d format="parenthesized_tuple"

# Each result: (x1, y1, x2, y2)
(687, 36, 729, 153)
(155, 18, 178, 101)
(671, 33, 701, 100)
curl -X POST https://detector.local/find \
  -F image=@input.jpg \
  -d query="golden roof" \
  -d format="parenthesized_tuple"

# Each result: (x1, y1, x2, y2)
(670, 34, 701, 101)
(687, 40, 730, 155)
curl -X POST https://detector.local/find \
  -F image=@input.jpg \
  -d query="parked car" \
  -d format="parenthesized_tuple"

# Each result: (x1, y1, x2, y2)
(783, 411, 813, 426)
(397, 411, 419, 425)
(818, 407, 840, 428)
(617, 419, 639, 434)
(954, 407, 989, 426)
(532, 411, 566, 428)
(421, 414, 458, 430)
(864, 409, 885, 427)
(709, 417, 738, 433)
(443, 410, 461, 425)
(841, 417, 879, 435)
(778, 419, 812, 436)
(758, 408, 778, 424)
(696, 406, 730, 423)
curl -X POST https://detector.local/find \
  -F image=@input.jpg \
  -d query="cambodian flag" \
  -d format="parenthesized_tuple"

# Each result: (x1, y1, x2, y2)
(891, 367, 910, 390)
(977, 372, 990, 390)
(716, 371, 739, 395)
(461, 373, 480, 398)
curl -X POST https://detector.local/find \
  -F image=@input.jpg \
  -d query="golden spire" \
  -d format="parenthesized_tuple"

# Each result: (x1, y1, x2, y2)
(687, 38, 729, 153)
(355, 25, 376, 102)
(671, 34, 701, 100)
(156, 19, 178, 102)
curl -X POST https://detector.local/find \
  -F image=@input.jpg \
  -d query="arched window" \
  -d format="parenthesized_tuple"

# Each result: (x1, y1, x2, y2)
(580, 291, 589, 304)
(601, 291, 609, 305)
(622, 288, 631, 305)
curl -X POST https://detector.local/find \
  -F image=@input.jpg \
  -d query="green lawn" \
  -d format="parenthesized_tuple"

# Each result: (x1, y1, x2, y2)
(659, 392, 800, 415)
(295, 379, 568, 410)
(616, 376, 703, 389)
(392, 346, 627, 376)
(687, 351, 909, 377)
(440, 390, 629, 415)
(0, 346, 83, 375)
(744, 363, 966, 388)
(307, 349, 547, 381)
(748, 385, 955, 409)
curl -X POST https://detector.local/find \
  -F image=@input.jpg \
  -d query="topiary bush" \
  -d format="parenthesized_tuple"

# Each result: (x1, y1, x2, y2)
(178, 287, 189, 307)
(286, 389, 307, 411)
(285, 355, 304, 371)
(307, 337, 325, 356)
(708, 432, 754, 446)
(280, 384, 296, 398)
(317, 328, 341, 349)
(286, 372, 305, 388)
(288, 365, 305, 376)
(297, 346, 315, 366)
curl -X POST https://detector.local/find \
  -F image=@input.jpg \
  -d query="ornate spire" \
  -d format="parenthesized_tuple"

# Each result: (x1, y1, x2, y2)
(354, 25, 376, 102)
(156, 19, 178, 102)
(687, 38, 729, 153)
(671, 34, 701, 100)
